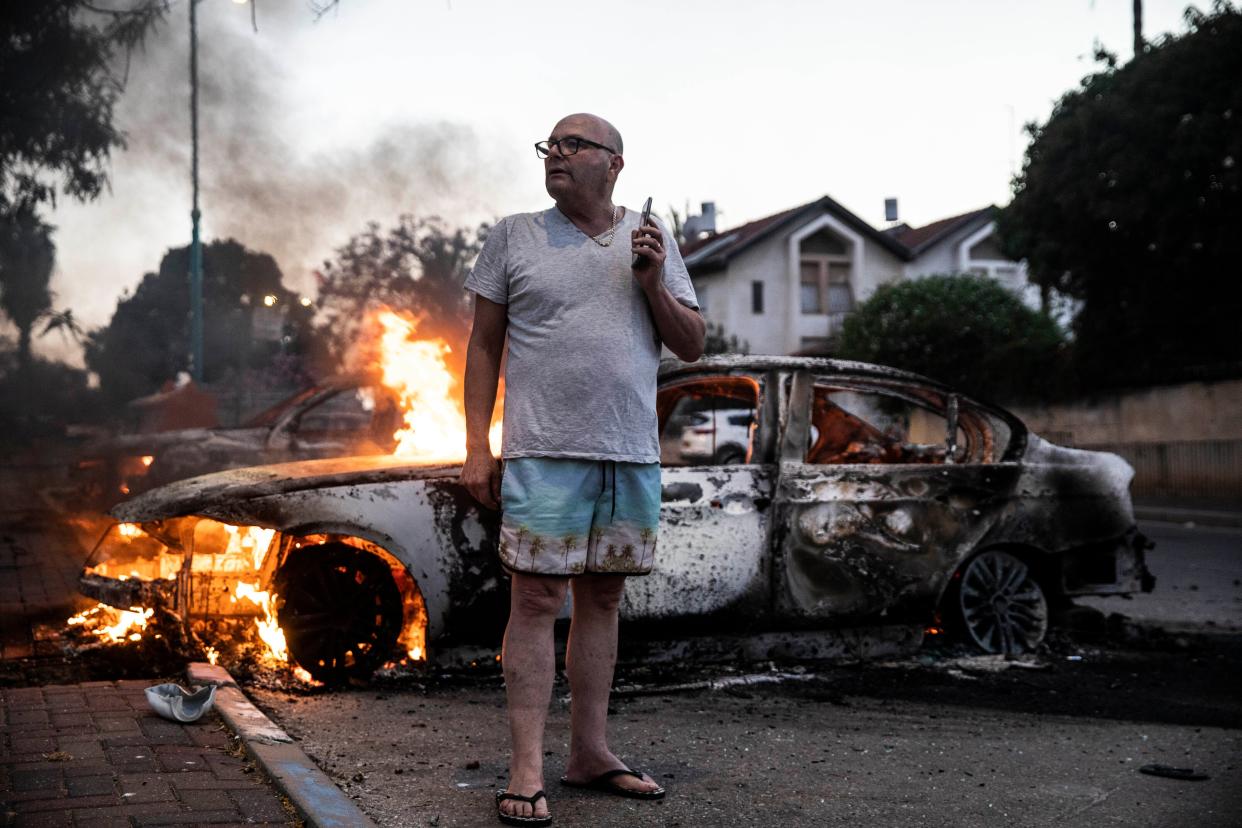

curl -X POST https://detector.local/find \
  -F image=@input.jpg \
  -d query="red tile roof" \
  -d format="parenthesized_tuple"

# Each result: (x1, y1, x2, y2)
(892, 207, 994, 253)
(678, 198, 996, 272)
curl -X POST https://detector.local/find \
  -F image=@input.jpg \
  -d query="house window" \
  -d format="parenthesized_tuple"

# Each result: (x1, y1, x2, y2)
(799, 257, 853, 315)
(751, 281, 764, 314)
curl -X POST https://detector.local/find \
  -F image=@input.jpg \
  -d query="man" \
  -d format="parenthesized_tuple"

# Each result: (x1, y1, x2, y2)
(460, 113, 704, 825)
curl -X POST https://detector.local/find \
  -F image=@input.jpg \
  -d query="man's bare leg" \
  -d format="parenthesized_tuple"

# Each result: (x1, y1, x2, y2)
(501, 573, 568, 819)
(562, 574, 662, 793)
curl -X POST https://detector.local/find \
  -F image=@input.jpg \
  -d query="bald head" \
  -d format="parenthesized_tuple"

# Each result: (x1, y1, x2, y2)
(555, 112, 623, 155)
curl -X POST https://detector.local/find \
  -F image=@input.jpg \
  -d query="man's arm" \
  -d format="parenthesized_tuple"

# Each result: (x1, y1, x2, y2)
(460, 294, 508, 509)
(632, 220, 706, 362)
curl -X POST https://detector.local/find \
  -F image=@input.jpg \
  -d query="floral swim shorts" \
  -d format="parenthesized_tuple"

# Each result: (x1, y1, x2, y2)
(498, 457, 661, 576)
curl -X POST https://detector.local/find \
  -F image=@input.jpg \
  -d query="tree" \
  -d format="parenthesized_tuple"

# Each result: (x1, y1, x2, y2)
(998, 3, 1242, 389)
(702, 322, 749, 355)
(0, 207, 54, 371)
(85, 239, 323, 410)
(836, 275, 1068, 403)
(315, 215, 487, 373)
(1, 1, 166, 214)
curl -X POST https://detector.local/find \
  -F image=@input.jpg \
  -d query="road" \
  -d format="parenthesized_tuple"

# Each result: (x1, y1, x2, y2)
(245, 521, 1242, 828)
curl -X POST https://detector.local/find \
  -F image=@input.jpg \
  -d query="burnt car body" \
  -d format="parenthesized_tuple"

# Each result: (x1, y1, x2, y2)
(72, 376, 402, 507)
(82, 356, 1153, 681)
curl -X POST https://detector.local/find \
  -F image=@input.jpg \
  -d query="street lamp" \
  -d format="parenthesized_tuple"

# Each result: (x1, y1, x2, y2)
(188, 0, 248, 383)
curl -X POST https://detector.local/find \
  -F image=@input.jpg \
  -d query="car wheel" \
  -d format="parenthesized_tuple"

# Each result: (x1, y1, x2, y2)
(274, 542, 403, 684)
(712, 445, 747, 465)
(950, 550, 1048, 654)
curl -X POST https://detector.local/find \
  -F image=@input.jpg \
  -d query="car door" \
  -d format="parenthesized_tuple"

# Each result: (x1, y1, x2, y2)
(771, 369, 1022, 624)
(620, 371, 778, 622)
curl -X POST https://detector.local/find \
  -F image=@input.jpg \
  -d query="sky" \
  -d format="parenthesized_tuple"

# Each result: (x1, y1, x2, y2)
(29, 0, 1198, 366)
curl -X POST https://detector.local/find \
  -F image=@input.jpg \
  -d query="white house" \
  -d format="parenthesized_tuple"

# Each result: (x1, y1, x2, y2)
(680, 197, 1032, 355)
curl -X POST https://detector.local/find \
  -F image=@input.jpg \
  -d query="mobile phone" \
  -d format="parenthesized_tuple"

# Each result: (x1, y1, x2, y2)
(632, 196, 654, 268)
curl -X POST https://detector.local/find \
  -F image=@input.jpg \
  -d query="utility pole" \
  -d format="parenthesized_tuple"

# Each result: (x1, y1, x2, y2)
(1133, 0, 1144, 58)
(188, 0, 204, 382)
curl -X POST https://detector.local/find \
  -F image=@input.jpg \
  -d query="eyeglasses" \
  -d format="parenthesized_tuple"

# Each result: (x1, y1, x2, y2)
(534, 136, 618, 159)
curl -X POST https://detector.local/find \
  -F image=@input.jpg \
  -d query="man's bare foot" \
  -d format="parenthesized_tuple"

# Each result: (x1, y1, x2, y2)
(499, 777, 550, 820)
(563, 750, 663, 796)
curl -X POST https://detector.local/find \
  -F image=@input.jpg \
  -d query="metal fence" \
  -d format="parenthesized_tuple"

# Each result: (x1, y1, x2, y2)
(1079, 440, 1242, 499)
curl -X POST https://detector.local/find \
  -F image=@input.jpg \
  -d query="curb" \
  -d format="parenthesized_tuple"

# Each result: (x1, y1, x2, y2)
(1135, 507, 1242, 529)
(187, 662, 378, 828)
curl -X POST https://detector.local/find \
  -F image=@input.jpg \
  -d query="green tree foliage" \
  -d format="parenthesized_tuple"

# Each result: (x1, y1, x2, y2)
(836, 275, 1067, 403)
(0, 207, 55, 371)
(316, 215, 487, 373)
(85, 240, 323, 410)
(0, 340, 102, 449)
(1, 1, 166, 213)
(703, 322, 749, 355)
(997, 3, 1242, 388)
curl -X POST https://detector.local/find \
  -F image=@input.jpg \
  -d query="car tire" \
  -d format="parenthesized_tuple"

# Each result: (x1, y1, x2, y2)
(712, 445, 747, 465)
(274, 542, 403, 684)
(945, 549, 1049, 654)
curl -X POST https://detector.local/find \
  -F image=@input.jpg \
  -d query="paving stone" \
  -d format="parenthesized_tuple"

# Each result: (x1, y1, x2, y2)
(173, 787, 235, 811)
(13, 793, 117, 813)
(228, 789, 289, 822)
(117, 773, 179, 800)
(12, 811, 75, 827)
(10, 767, 64, 792)
(133, 811, 245, 826)
(65, 774, 116, 797)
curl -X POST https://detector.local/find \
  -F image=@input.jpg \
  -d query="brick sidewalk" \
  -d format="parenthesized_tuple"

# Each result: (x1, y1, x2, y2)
(1, 680, 298, 827)
(0, 516, 96, 662)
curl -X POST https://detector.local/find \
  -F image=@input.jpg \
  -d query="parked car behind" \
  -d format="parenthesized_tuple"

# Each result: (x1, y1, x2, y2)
(71, 376, 402, 508)
(82, 356, 1153, 682)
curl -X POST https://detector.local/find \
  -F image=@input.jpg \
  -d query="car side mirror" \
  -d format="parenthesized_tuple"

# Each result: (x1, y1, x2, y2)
(945, 394, 959, 464)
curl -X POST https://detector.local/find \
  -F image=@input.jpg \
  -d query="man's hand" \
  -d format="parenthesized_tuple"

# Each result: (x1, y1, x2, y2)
(460, 450, 501, 510)
(631, 220, 666, 293)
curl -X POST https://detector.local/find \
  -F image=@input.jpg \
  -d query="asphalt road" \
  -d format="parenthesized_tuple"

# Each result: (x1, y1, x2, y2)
(246, 521, 1242, 828)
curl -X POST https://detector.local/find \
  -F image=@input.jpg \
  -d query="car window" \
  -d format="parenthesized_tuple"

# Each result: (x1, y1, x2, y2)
(806, 385, 969, 465)
(296, 387, 399, 444)
(657, 377, 760, 467)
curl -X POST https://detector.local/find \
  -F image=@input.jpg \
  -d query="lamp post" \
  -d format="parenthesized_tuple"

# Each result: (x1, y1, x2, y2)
(188, 0, 203, 382)
(188, 0, 249, 383)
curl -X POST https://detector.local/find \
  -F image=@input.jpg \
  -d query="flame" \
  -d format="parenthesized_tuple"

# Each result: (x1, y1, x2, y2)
(67, 603, 154, 643)
(408, 646, 423, 661)
(375, 310, 500, 461)
(222, 524, 276, 570)
(231, 581, 288, 663)
(140, 455, 154, 467)
(205, 646, 220, 665)
(117, 523, 143, 539)
(293, 665, 320, 685)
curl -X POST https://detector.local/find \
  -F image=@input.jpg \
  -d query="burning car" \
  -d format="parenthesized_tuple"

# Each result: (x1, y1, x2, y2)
(79, 356, 1153, 682)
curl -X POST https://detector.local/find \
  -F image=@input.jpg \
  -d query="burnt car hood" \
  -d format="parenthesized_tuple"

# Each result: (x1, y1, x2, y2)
(110, 455, 460, 523)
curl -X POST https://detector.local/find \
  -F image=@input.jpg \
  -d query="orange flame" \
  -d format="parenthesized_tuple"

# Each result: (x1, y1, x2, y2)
(67, 603, 154, 643)
(231, 581, 288, 663)
(375, 310, 500, 461)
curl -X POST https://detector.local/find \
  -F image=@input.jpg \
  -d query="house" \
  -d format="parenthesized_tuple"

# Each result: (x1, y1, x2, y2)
(679, 196, 1032, 355)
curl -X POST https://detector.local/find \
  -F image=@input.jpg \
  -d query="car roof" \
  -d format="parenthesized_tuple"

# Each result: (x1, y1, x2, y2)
(659, 355, 953, 391)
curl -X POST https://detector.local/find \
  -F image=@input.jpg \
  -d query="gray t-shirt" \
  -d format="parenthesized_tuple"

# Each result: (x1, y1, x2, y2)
(464, 206, 699, 463)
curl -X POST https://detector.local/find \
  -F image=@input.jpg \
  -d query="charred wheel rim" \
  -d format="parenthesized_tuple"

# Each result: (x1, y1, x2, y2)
(275, 542, 402, 684)
(956, 550, 1048, 654)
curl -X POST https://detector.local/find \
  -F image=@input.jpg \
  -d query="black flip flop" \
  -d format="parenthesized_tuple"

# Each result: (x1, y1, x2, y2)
(560, 767, 666, 800)
(495, 789, 552, 826)
(1139, 764, 1210, 781)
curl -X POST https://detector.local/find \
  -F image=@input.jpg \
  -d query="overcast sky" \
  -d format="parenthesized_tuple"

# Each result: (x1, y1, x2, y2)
(31, 0, 1196, 365)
